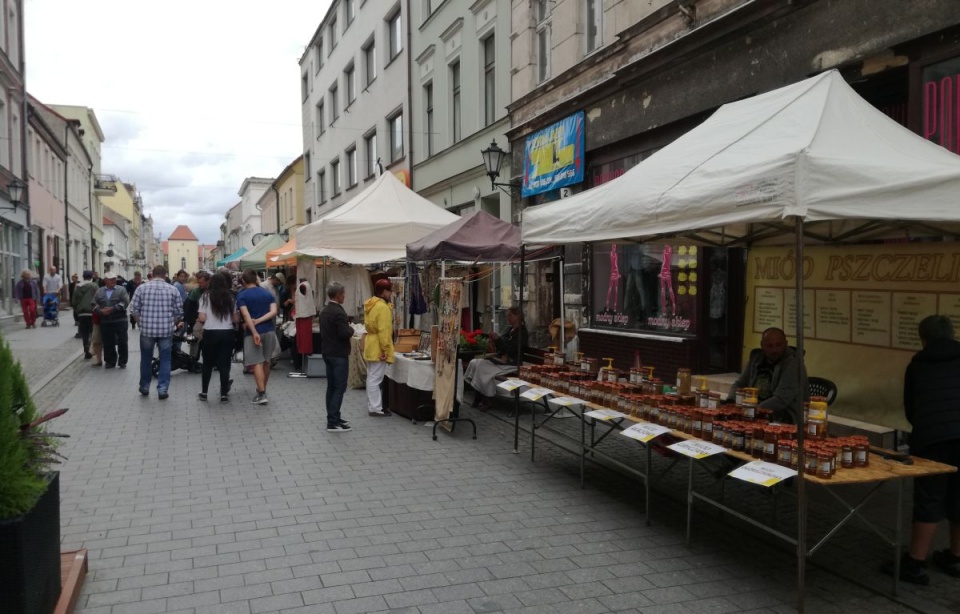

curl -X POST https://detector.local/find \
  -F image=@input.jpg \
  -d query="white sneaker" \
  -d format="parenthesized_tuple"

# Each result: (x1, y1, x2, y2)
(252, 392, 269, 405)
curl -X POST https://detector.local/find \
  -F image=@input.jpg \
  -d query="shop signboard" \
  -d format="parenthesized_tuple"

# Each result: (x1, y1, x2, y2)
(745, 242, 960, 430)
(522, 111, 585, 198)
(922, 55, 960, 154)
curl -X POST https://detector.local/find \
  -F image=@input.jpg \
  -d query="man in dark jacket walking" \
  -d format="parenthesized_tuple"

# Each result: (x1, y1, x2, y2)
(319, 282, 354, 432)
(71, 271, 98, 359)
(897, 315, 960, 585)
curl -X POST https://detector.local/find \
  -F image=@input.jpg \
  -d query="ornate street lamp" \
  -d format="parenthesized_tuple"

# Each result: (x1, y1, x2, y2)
(1, 177, 25, 211)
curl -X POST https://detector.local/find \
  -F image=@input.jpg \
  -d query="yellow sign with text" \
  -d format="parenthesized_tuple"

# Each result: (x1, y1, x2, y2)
(745, 242, 960, 431)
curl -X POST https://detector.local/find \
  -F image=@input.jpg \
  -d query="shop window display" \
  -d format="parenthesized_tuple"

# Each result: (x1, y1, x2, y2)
(592, 242, 702, 335)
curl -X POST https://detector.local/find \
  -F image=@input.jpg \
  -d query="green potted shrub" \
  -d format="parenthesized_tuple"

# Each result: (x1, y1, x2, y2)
(0, 330, 69, 614)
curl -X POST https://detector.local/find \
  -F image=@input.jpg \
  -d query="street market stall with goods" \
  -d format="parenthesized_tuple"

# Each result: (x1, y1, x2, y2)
(519, 69, 960, 610)
(215, 246, 248, 269)
(237, 234, 286, 271)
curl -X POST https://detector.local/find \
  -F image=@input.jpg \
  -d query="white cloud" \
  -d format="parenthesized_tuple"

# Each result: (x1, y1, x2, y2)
(25, 0, 332, 244)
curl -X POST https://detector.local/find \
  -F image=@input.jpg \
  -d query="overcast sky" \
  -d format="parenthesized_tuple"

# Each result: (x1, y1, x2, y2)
(25, 0, 332, 245)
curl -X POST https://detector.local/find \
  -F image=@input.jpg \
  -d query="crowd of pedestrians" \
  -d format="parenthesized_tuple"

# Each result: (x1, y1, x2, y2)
(25, 263, 406, 435)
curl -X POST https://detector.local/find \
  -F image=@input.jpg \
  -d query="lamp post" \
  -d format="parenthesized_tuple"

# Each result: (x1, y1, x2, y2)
(480, 139, 520, 193)
(1, 177, 24, 211)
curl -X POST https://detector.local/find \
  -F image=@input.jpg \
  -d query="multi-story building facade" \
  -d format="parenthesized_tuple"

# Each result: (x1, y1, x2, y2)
(0, 0, 28, 319)
(99, 180, 143, 269)
(409, 0, 513, 326)
(276, 155, 305, 236)
(101, 213, 131, 278)
(167, 225, 199, 275)
(141, 214, 158, 271)
(49, 105, 107, 274)
(222, 202, 242, 256)
(507, 0, 960, 373)
(31, 101, 94, 280)
(300, 0, 410, 221)
(26, 100, 67, 278)
(237, 177, 271, 250)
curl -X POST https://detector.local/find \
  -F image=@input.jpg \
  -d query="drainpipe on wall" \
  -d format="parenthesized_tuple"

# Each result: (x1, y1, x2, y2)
(64, 123, 70, 278)
(19, 2, 31, 270)
(88, 164, 95, 273)
(272, 183, 281, 236)
(405, 0, 414, 187)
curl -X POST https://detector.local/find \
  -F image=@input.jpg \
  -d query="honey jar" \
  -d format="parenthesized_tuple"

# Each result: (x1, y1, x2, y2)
(676, 368, 692, 395)
(777, 440, 793, 466)
(763, 428, 778, 462)
(817, 449, 833, 479)
(841, 440, 854, 469)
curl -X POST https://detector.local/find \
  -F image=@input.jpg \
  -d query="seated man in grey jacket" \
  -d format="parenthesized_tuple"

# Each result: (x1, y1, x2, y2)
(730, 327, 808, 423)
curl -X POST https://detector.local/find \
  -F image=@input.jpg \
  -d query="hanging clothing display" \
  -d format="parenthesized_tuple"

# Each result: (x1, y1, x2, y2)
(325, 265, 373, 318)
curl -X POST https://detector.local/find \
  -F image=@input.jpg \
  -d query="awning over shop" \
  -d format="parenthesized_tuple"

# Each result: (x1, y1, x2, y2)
(523, 70, 960, 246)
(237, 234, 286, 270)
(216, 246, 248, 268)
(296, 171, 459, 264)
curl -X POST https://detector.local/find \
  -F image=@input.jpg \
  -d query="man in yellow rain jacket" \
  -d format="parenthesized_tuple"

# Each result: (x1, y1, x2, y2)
(364, 279, 395, 416)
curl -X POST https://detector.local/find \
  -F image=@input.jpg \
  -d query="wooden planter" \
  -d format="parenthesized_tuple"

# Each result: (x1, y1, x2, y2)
(0, 472, 61, 614)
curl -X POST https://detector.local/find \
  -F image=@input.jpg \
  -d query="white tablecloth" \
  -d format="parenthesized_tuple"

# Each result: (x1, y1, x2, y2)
(387, 354, 435, 391)
(386, 353, 464, 401)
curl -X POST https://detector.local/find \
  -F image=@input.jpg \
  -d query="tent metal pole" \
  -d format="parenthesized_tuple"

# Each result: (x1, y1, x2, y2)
(794, 216, 807, 614)
(515, 245, 525, 454)
(559, 251, 566, 357)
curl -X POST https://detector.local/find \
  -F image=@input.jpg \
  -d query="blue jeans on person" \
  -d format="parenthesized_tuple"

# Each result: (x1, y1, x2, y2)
(323, 356, 349, 427)
(140, 335, 173, 393)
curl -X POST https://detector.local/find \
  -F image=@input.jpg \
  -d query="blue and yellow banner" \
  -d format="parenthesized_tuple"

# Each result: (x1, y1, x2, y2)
(522, 111, 585, 198)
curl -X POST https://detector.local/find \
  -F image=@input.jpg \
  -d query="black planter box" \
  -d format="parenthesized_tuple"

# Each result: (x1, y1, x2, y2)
(0, 472, 61, 614)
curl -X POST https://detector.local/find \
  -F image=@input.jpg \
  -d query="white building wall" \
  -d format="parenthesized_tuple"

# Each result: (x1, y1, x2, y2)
(300, 0, 410, 221)
(237, 177, 271, 251)
(410, 0, 512, 220)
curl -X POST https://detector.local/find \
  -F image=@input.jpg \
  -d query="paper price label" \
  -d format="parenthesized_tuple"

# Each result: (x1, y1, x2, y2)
(728, 461, 798, 487)
(548, 396, 585, 407)
(620, 422, 671, 443)
(520, 387, 553, 401)
(584, 408, 626, 421)
(497, 379, 530, 392)
(667, 440, 727, 459)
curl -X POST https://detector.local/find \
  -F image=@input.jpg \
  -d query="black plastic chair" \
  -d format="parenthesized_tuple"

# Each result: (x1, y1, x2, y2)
(808, 376, 837, 406)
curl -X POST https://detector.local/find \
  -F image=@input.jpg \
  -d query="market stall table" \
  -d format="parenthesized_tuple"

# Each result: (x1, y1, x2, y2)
(385, 353, 463, 422)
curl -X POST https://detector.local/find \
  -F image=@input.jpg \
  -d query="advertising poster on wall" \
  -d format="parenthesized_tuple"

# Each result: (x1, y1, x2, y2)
(522, 111, 585, 198)
(591, 242, 701, 335)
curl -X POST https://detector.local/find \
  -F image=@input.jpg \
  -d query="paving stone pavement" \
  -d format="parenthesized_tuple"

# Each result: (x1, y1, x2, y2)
(8, 325, 960, 614)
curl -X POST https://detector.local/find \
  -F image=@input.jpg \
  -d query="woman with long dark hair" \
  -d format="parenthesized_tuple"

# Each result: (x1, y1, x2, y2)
(198, 271, 239, 402)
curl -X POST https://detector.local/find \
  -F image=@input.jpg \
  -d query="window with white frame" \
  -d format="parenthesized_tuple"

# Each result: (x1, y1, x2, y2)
(317, 169, 326, 203)
(364, 131, 378, 177)
(388, 112, 403, 162)
(388, 9, 402, 60)
(347, 146, 358, 187)
(451, 60, 461, 144)
(301, 73, 309, 101)
(363, 38, 376, 86)
(329, 14, 338, 50)
(316, 100, 325, 137)
(315, 36, 324, 73)
(345, 63, 356, 105)
(586, 0, 602, 54)
(330, 82, 339, 122)
(305, 151, 312, 178)
(536, 0, 551, 82)
(331, 158, 342, 195)
(483, 35, 496, 127)
(424, 82, 434, 157)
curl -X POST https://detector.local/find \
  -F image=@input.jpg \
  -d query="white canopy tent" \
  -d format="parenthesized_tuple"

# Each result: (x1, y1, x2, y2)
(520, 69, 960, 612)
(296, 171, 460, 264)
(523, 70, 960, 246)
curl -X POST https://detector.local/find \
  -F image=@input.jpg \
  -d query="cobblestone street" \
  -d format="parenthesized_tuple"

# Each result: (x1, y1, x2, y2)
(5, 319, 959, 614)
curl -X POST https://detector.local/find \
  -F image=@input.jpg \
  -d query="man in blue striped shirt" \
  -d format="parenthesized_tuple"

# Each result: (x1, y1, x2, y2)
(131, 265, 184, 400)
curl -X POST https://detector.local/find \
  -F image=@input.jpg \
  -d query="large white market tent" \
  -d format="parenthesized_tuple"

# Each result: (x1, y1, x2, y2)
(523, 70, 960, 246)
(520, 69, 960, 611)
(296, 171, 459, 264)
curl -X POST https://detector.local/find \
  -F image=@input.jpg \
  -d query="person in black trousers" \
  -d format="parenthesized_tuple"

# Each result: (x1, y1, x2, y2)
(197, 272, 239, 403)
(319, 282, 354, 432)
